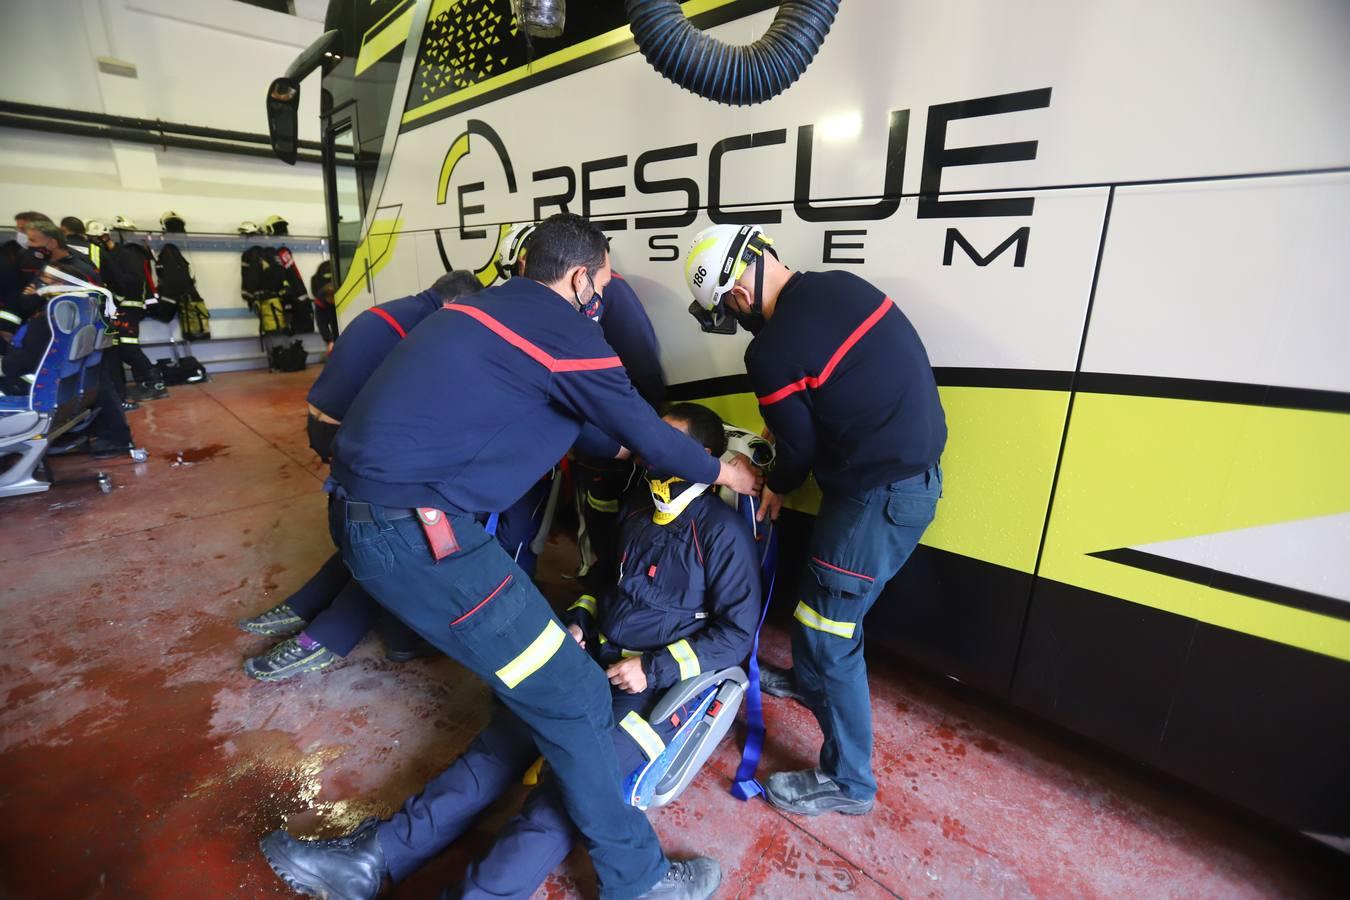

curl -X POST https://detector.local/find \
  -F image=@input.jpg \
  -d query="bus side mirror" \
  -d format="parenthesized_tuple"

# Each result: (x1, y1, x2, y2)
(267, 77, 301, 165)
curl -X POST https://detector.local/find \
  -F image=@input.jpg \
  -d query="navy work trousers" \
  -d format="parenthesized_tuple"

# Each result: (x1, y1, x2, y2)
(331, 500, 668, 899)
(792, 465, 941, 801)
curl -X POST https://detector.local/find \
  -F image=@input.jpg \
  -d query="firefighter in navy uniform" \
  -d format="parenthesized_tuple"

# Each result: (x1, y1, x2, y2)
(257, 404, 761, 899)
(257, 214, 757, 900)
(239, 271, 485, 681)
(495, 223, 668, 589)
(682, 224, 947, 818)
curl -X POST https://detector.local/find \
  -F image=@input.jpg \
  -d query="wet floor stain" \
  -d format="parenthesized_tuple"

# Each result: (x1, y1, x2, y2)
(163, 443, 231, 466)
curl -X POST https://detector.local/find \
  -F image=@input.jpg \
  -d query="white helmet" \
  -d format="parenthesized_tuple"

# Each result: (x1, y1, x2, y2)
(85, 220, 108, 237)
(237, 220, 261, 235)
(112, 215, 137, 231)
(496, 222, 536, 277)
(683, 224, 773, 334)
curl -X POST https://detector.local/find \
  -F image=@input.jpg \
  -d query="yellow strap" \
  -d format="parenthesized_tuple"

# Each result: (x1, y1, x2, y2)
(568, 594, 598, 616)
(667, 639, 701, 680)
(620, 711, 666, 761)
(586, 494, 618, 513)
(119, 336, 140, 344)
(793, 601, 857, 639)
(598, 632, 642, 658)
(522, 756, 545, 786)
(496, 620, 566, 689)
(0, 310, 21, 325)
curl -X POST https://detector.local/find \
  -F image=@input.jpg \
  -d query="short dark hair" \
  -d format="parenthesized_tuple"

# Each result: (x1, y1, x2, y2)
(522, 213, 607, 284)
(664, 403, 727, 456)
(60, 216, 85, 235)
(26, 220, 68, 248)
(430, 270, 483, 301)
(15, 210, 51, 225)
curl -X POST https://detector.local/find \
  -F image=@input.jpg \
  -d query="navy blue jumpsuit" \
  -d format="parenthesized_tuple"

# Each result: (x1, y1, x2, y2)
(746, 270, 947, 802)
(374, 485, 761, 897)
(328, 277, 722, 898)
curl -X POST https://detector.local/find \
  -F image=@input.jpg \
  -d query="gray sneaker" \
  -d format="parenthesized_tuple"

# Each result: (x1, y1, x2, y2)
(244, 637, 338, 682)
(763, 768, 874, 817)
(638, 858, 722, 900)
(758, 662, 807, 703)
(239, 602, 306, 636)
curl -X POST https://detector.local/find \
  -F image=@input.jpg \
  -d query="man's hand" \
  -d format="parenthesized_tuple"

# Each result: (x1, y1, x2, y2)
(716, 456, 763, 496)
(567, 623, 586, 650)
(606, 656, 648, 693)
(757, 485, 784, 522)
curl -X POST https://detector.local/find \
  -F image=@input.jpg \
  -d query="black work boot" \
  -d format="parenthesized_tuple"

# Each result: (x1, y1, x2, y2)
(89, 438, 133, 460)
(384, 636, 438, 663)
(758, 662, 807, 704)
(637, 858, 722, 900)
(238, 602, 306, 636)
(763, 768, 874, 817)
(259, 818, 387, 899)
(244, 636, 337, 682)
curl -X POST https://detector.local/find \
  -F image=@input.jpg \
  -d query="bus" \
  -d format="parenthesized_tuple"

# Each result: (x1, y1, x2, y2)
(268, 0, 1350, 849)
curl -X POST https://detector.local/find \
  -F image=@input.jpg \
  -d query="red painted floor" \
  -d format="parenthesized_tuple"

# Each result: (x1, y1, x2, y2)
(1, 369, 1345, 899)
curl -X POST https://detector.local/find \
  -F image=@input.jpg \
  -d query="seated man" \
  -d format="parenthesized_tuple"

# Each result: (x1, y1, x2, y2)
(259, 403, 761, 900)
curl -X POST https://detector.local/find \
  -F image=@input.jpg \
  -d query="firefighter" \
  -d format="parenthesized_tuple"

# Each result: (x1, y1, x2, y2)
(681, 224, 947, 817)
(289, 213, 757, 899)
(258, 403, 759, 899)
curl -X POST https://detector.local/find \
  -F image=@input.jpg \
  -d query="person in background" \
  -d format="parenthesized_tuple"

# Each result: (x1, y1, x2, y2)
(0, 242, 135, 459)
(310, 259, 338, 351)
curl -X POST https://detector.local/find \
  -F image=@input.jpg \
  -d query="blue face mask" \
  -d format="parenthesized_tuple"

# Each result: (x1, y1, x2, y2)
(576, 272, 604, 321)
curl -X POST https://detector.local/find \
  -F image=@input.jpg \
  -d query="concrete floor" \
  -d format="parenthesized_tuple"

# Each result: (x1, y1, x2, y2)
(1, 369, 1345, 899)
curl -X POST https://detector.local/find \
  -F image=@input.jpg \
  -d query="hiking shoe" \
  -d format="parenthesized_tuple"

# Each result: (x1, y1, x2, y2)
(238, 602, 306, 636)
(121, 399, 140, 411)
(758, 662, 807, 703)
(763, 768, 874, 817)
(89, 438, 133, 460)
(259, 818, 386, 899)
(637, 858, 722, 900)
(130, 381, 168, 401)
(244, 637, 337, 682)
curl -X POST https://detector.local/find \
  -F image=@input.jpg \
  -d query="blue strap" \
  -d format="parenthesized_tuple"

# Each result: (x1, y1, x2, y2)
(484, 512, 499, 536)
(731, 497, 778, 801)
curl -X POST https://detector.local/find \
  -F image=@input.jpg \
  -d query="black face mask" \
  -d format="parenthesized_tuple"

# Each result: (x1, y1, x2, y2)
(734, 311, 766, 335)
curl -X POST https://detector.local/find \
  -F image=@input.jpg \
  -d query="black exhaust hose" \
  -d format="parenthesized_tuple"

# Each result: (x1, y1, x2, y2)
(625, 0, 840, 106)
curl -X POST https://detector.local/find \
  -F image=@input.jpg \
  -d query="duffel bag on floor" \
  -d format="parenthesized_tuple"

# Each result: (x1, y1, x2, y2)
(156, 356, 208, 385)
(268, 340, 308, 372)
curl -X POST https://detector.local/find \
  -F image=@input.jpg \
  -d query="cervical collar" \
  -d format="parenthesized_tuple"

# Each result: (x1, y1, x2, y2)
(649, 476, 710, 525)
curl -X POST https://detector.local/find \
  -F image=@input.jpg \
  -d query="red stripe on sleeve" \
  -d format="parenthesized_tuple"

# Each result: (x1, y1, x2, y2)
(758, 297, 893, 406)
(446, 304, 622, 373)
(369, 307, 407, 338)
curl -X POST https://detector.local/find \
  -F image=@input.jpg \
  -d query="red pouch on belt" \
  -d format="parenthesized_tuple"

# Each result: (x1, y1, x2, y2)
(417, 508, 459, 560)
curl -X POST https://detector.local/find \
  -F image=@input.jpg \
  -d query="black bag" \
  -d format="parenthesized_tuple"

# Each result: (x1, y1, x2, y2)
(156, 356, 207, 385)
(268, 340, 308, 372)
(285, 297, 315, 334)
(104, 241, 154, 300)
(145, 297, 178, 324)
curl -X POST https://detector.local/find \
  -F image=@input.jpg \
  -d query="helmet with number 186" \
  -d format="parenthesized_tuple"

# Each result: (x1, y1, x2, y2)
(683, 224, 773, 334)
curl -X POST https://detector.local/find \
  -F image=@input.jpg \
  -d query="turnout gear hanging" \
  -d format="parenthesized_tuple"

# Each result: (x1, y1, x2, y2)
(157, 243, 209, 337)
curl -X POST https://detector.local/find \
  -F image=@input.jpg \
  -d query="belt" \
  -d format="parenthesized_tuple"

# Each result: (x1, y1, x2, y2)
(343, 500, 415, 523)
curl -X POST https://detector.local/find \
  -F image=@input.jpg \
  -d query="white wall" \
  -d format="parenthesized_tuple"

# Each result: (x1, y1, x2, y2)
(0, 0, 345, 365)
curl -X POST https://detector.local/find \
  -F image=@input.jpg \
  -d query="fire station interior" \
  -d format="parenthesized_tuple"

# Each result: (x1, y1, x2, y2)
(2, 1, 1348, 898)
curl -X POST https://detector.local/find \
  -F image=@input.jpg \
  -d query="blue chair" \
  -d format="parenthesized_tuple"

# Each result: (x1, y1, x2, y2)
(0, 290, 110, 499)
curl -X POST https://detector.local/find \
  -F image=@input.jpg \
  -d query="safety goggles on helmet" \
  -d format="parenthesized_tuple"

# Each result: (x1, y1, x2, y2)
(684, 224, 773, 335)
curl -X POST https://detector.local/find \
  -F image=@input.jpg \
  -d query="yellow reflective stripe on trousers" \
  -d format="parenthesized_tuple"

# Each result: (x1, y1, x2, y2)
(0, 310, 21, 325)
(496, 620, 566, 689)
(568, 594, 598, 616)
(793, 601, 857, 639)
(119, 336, 140, 344)
(620, 711, 666, 760)
(586, 493, 618, 513)
(667, 639, 701, 680)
